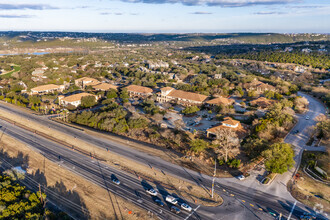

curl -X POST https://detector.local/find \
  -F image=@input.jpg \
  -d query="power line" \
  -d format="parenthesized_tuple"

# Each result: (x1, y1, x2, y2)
(0, 157, 104, 220)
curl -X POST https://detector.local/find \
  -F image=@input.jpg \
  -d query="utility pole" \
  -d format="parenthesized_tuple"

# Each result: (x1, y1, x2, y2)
(39, 184, 43, 204)
(212, 157, 217, 198)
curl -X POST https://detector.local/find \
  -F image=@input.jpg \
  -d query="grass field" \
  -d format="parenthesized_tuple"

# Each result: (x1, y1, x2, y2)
(0, 64, 21, 77)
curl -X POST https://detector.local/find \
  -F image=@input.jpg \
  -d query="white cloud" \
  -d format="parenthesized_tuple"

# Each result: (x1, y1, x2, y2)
(122, 0, 298, 7)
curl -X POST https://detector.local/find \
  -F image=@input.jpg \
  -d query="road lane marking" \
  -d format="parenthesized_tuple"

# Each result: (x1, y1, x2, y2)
(184, 205, 200, 220)
(250, 204, 254, 207)
(258, 208, 263, 211)
(242, 200, 245, 203)
(230, 194, 234, 196)
(288, 200, 297, 220)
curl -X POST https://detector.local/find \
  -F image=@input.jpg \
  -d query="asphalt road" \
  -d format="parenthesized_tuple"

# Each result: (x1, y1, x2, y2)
(0, 93, 327, 219)
(0, 119, 196, 220)
(0, 118, 282, 220)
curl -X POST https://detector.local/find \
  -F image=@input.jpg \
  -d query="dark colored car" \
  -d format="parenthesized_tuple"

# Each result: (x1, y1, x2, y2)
(111, 174, 120, 185)
(170, 206, 181, 214)
(154, 198, 164, 207)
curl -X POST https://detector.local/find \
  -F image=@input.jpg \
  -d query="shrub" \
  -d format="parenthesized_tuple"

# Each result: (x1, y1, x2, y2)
(227, 158, 241, 168)
(190, 139, 208, 153)
(182, 106, 200, 115)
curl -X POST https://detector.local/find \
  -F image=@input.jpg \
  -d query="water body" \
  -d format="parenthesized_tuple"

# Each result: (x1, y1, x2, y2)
(0, 52, 50, 56)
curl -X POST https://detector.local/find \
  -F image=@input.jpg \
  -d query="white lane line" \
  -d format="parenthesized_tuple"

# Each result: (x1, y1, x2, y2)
(184, 205, 200, 220)
(287, 200, 297, 220)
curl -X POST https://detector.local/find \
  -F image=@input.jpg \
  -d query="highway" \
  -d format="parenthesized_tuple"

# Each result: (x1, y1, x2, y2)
(0, 93, 327, 219)
(0, 119, 198, 220)
(0, 117, 280, 220)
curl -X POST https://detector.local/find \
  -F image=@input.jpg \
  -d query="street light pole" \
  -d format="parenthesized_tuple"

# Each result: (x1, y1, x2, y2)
(212, 157, 217, 198)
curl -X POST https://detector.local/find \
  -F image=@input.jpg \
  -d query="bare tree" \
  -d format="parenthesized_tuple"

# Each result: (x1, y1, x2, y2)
(151, 113, 163, 124)
(213, 128, 239, 162)
(174, 119, 185, 130)
(294, 96, 309, 111)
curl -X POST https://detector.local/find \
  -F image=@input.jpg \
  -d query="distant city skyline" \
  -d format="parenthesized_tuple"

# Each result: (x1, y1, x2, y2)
(0, 0, 329, 33)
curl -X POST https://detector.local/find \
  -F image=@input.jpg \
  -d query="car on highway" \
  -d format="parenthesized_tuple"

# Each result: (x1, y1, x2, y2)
(170, 206, 181, 214)
(300, 212, 316, 220)
(165, 195, 178, 205)
(153, 197, 164, 207)
(111, 176, 120, 185)
(237, 175, 245, 181)
(305, 116, 310, 120)
(146, 188, 157, 196)
(181, 203, 192, 212)
(293, 130, 300, 135)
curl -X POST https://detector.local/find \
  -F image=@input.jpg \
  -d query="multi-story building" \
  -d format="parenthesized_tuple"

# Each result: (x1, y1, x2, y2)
(30, 84, 65, 95)
(125, 85, 153, 98)
(58, 92, 98, 107)
(75, 77, 100, 88)
(157, 87, 208, 106)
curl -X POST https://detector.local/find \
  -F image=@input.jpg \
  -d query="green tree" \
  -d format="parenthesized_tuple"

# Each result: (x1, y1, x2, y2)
(81, 96, 97, 108)
(190, 139, 208, 153)
(119, 89, 129, 103)
(242, 137, 268, 159)
(0, 175, 47, 219)
(28, 95, 41, 105)
(247, 90, 257, 97)
(128, 117, 149, 129)
(264, 90, 274, 99)
(182, 106, 200, 115)
(106, 89, 118, 99)
(262, 143, 295, 174)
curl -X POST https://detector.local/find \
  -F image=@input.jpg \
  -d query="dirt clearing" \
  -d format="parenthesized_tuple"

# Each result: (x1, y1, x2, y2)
(0, 134, 149, 220)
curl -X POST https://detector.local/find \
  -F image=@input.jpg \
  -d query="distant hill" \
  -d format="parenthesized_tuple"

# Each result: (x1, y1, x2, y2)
(0, 31, 329, 44)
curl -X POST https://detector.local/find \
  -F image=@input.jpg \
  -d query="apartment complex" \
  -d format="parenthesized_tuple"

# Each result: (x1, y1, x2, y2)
(30, 84, 65, 95)
(58, 92, 98, 107)
(75, 77, 100, 88)
(157, 87, 208, 106)
(125, 85, 153, 97)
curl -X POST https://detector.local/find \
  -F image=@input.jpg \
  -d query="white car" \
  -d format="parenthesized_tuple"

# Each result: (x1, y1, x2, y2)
(146, 188, 158, 196)
(237, 175, 245, 181)
(305, 116, 310, 120)
(165, 195, 178, 204)
(181, 203, 192, 212)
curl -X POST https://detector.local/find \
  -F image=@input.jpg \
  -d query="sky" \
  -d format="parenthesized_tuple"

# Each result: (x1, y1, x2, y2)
(0, 0, 329, 33)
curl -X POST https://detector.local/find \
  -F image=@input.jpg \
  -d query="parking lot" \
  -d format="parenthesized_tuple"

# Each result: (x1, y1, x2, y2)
(162, 109, 219, 132)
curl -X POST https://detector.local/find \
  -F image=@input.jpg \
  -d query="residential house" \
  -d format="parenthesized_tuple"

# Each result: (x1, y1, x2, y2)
(92, 83, 118, 91)
(31, 68, 45, 77)
(213, 74, 222, 79)
(58, 92, 98, 107)
(206, 96, 234, 107)
(30, 84, 65, 95)
(157, 87, 208, 106)
(206, 117, 247, 139)
(125, 85, 153, 98)
(302, 48, 312, 53)
(294, 66, 306, 73)
(75, 77, 100, 89)
(147, 61, 169, 69)
(250, 97, 275, 109)
(243, 79, 276, 94)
